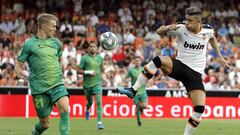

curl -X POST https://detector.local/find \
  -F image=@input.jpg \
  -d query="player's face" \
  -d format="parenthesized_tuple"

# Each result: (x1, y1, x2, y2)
(44, 20, 57, 37)
(134, 58, 142, 67)
(88, 43, 98, 54)
(185, 15, 201, 33)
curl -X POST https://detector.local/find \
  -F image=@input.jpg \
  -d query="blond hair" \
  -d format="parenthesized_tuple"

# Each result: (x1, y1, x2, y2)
(37, 13, 58, 29)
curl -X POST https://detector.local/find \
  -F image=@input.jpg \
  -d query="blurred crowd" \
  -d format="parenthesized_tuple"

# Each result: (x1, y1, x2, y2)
(0, 0, 240, 91)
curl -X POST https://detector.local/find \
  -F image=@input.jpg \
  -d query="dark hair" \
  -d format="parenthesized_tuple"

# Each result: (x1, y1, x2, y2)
(185, 7, 202, 15)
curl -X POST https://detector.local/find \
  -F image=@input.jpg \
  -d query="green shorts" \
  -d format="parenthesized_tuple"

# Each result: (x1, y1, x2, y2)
(84, 84, 102, 96)
(134, 91, 148, 105)
(32, 84, 69, 118)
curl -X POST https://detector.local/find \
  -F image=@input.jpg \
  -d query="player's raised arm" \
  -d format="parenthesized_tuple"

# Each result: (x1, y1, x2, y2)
(209, 35, 231, 68)
(156, 24, 180, 35)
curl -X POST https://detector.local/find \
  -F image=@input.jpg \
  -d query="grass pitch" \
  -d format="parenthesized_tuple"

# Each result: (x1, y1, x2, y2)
(0, 118, 239, 135)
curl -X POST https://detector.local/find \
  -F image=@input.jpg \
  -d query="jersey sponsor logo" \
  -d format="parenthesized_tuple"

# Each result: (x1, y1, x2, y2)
(183, 41, 204, 50)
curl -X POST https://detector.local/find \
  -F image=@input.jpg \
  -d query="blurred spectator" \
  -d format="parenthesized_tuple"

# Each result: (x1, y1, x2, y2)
(86, 10, 99, 27)
(13, 15, 26, 35)
(205, 76, 219, 90)
(217, 23, 229, 37)
(0, 17, 14, 34)
(0, 0, 239, 91)
(61, 28, 74, 44)
(73, 0, 83, 13)
(0, 33, 11, 49)
(60, 20, 72, 33)
(64, 64, 77, 87)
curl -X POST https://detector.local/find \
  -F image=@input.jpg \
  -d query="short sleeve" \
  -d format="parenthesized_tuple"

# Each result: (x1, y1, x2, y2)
(78, 56, 85, 69)
(56, 38, 63, 57)
(166, 24, 184, 36)
(17, 40, 31, 62)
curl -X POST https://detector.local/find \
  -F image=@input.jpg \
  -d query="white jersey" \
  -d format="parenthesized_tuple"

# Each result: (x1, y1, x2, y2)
(167, 24, 214, 74)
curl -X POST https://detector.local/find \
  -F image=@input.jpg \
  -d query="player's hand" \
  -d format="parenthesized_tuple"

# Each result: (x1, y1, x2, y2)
(217, 56, 231, 69)
(15, 69, 26, 79)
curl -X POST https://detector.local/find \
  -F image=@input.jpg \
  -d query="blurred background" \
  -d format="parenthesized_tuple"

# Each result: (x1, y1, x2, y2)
(0, 0, 240, 91)
(1, 1, 240, 135)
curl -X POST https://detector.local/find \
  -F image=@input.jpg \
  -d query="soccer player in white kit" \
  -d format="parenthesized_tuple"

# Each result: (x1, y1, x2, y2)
(117, 7, 230, 135)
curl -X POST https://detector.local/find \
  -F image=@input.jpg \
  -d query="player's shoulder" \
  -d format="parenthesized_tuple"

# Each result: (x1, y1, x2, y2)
(23, 37, 35, 46)
(176, 22, 185, 28)
(202, 24, 214, 30)
(97, 54, 103, 59)
(82, 54, 88, 59)
(51, 37, 62, 44)
(202, 24, 215, 35)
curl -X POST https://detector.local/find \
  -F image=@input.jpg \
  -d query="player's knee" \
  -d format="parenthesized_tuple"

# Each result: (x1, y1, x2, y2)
(40, 119, 50, 129)
(142, 68, 153, 79)
(88, 100, 93, 106)
(194, 105, 205, 113)
(152, 56, 162, 68)
(142, 105, 147, 109)
(143, 56, 161, 79)
(96, 100, 102, 106)
(61, 107, 69, 113)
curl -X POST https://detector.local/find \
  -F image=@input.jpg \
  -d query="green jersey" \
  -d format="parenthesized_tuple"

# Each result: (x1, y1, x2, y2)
(79, 54, 103, 88)
(127, 67, 146, 95)
(17, 36, 64, 94)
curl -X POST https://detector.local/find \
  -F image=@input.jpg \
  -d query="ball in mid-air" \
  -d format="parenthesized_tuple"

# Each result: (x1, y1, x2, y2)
(100, 32, 118, 50)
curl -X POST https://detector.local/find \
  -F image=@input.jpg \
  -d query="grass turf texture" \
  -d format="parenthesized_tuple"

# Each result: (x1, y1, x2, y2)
(0, 118, 239, 135)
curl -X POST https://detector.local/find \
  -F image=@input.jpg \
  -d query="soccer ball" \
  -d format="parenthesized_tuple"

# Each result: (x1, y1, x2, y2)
(100, 32, 118, 50)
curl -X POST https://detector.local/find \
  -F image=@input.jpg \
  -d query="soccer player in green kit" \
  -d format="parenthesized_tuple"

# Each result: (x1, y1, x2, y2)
(127, 56, 148, 127)
(78, 41, 104, 130)
(15, 13, 70, 135)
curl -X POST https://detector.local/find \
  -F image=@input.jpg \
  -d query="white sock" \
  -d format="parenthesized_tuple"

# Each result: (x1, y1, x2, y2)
(98, 121, 102, 124)
(184, 112, 202, 135)
(132, 73, 148, 91)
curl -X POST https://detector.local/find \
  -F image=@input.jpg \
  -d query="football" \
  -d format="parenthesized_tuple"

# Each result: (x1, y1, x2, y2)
(100, 32, 118, 50)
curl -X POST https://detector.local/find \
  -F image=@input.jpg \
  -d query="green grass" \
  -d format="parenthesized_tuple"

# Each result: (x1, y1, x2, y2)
(0, 118, 239, 135)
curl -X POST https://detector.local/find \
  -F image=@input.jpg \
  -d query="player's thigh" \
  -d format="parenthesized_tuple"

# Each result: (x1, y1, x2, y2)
(189, 90, 206, 106)
(33, 92, 53, 119)
(140, 93, 148, 107)
(84, 88, 93, 101)
(92, 85, 103, 95)
(51, 84, 69, 112)
(159, 56, 173, 74)
(134, 95, 140, 105)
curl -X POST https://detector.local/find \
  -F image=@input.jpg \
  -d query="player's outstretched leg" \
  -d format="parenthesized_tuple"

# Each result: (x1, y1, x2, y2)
(117, 87, 136, 98)
(117, 56, 162, 98)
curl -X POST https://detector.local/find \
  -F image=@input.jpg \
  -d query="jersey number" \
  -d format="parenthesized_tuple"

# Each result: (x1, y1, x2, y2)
(35, 97, 44, 108)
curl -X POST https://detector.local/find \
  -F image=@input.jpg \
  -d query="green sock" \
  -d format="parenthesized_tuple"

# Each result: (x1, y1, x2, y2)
(34, 121, 48, 135)
(96, 94, 103, 122)
(136, 105, 141, 122)
(60, 112, 70, 135)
